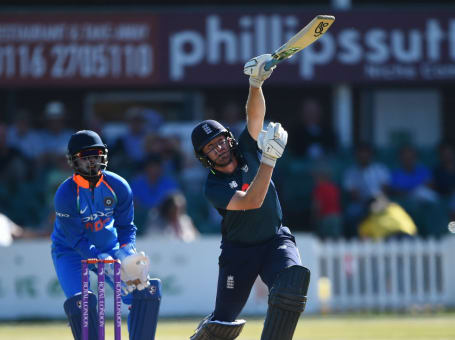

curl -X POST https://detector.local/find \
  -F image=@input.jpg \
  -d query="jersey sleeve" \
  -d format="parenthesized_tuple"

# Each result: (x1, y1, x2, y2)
(54, 182, 99, 259)
(205, 179, 235, 209)
(238, 127, 260, 156)
(107, 173, 137, 246)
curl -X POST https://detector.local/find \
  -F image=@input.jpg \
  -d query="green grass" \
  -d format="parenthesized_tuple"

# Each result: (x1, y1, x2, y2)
(0, 314, 454, 340)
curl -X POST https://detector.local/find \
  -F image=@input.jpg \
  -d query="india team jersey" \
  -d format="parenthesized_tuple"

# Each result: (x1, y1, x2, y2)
(51, 171, 137, 258)
(205, 127, 283, 244)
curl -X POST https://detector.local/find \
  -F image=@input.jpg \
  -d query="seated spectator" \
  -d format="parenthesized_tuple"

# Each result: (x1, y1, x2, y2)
(311, 161, 342, 239)
(41, 153, 73, 230)
(0, 123, 45, 228)
(144, 192, 199, 242)
(110, 107, 156, 175)
(390, 145, 438, 202)
(343, 143, 391, 238)
(130, 153, 180, 229)
(0, 123, 29, 183)
(219, 100, 245, 139)
(40, 101, 74, 165)
(390, 145, 445, 237)
(143, 133, 184, 176)
(358, 195, 417, 241)
(288, 98, 337, 159)
(7, 109, 42, 160)
(433, 142, 455, 220)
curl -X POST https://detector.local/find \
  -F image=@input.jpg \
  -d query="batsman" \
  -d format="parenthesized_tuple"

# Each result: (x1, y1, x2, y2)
(190, 54, 310, 340)
(51, 130, 161, 340)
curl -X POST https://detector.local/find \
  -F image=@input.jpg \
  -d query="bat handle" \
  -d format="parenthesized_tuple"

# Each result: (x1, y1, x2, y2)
(264, 58, 279, 71)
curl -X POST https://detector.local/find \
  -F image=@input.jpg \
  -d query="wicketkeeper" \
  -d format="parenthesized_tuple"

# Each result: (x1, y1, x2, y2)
(189, 54, 310, 340)
(51, 130, 161, 340)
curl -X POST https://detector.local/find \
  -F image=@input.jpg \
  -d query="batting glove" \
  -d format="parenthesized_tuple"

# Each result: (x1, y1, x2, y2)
(257, 122, 288, 167)
(243, 54, 276, 88)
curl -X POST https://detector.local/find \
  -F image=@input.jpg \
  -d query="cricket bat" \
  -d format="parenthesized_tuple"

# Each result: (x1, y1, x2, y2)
(264, 15, 335, 71)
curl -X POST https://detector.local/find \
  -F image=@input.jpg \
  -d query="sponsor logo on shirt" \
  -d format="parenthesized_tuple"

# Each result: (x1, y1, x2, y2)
(227, 275, 234, 289)
(104, 197, 114, 207)
(229, 181, 238, 189)
(56, 211, 70, 218)
(82, 210, 114, 223)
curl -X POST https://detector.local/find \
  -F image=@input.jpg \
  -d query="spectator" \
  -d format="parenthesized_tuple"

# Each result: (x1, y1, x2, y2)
(433, 142, 455, 221)
(130, 153, 180, 229)
(311, 161, 342, 239)
(42, 153, 73, 228)
(288, 98, 337, 159)
(7, 109, 42, 160)
(343, 143, 391, 238)
(144, 192, 199, 242)
(110, 107, 153, 175)
(0, 123, 44, 227)
(40, 101, 74, 161)
(390, 145, 445, 237)
(390, 145, 438, 203)
(358, 195, 417, 241)
(0, 123, 28, 182)
(143, 133, 184, 176)
(219, 100, 245, 139)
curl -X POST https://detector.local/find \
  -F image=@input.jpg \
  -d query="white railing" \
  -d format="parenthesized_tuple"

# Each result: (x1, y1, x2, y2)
(0, 235, 454, 319)
(314, 237, 455, 311)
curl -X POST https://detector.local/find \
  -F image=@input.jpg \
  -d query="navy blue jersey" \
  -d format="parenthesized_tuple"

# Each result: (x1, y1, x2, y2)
(205, 128, 283, 244)
(51, 170, 137, 258)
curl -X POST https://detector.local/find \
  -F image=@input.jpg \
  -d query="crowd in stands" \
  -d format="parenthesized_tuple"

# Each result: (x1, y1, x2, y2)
(0, 99, 453, 244)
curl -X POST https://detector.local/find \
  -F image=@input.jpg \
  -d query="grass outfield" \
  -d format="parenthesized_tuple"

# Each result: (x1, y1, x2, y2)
(0, 314, 454, 340)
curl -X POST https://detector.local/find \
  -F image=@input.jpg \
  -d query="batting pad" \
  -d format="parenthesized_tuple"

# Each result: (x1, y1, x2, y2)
(128, 279, 162, 340)
(63, 292, 99, 340)
(261, 265, 310, 340)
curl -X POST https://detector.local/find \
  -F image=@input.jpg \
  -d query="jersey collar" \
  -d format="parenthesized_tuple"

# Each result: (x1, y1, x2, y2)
(72, 173, 104, 188)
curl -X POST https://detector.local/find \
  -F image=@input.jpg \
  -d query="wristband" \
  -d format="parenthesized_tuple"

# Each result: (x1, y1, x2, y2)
(249, 76, 263, 88)
(260, 154, 276, 167)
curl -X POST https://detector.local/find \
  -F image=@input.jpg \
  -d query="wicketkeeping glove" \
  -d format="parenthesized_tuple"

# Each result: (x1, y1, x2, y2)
(115, 244, 151, 292)
(243, 54, 276, 88)
(257, 122, 288, 167)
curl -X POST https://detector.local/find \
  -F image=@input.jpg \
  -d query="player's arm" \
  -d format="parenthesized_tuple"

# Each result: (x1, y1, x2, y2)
(109, 175, 137, 247)
(227, 122, 288, 210)
(227, 163, 274, 210)
(245, 87, 266, 141)
(243, 54, 276, 141)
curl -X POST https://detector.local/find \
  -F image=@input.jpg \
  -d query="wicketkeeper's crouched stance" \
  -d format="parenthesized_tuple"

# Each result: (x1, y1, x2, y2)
(189, 54, 310, 340)
(51, 130, 161, 340)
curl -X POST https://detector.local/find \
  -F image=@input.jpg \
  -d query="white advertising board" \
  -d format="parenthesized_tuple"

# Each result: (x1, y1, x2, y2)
(0, 234, 319, 319)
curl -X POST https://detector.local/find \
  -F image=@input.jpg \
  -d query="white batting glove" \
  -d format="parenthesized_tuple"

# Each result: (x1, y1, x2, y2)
(243, 54, 276, 88)
(257, 122, 288, 167)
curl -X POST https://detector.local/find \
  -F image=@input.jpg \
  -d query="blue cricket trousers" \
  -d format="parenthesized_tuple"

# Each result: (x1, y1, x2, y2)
(213, 226, 302, 322)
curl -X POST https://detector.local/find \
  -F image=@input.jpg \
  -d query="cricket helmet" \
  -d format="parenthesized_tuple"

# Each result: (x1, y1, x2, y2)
(67, 130, 108, 177)
(191, 120, 238, 168)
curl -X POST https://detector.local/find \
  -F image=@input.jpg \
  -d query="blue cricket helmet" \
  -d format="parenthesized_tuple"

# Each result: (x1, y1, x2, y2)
(191, 120, 237, 169)
(67, 130, 106, 156)
(67, 130, 108, 177)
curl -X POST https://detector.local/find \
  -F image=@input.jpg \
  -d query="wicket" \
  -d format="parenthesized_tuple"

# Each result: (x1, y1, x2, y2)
(81, 259, 122, 340)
